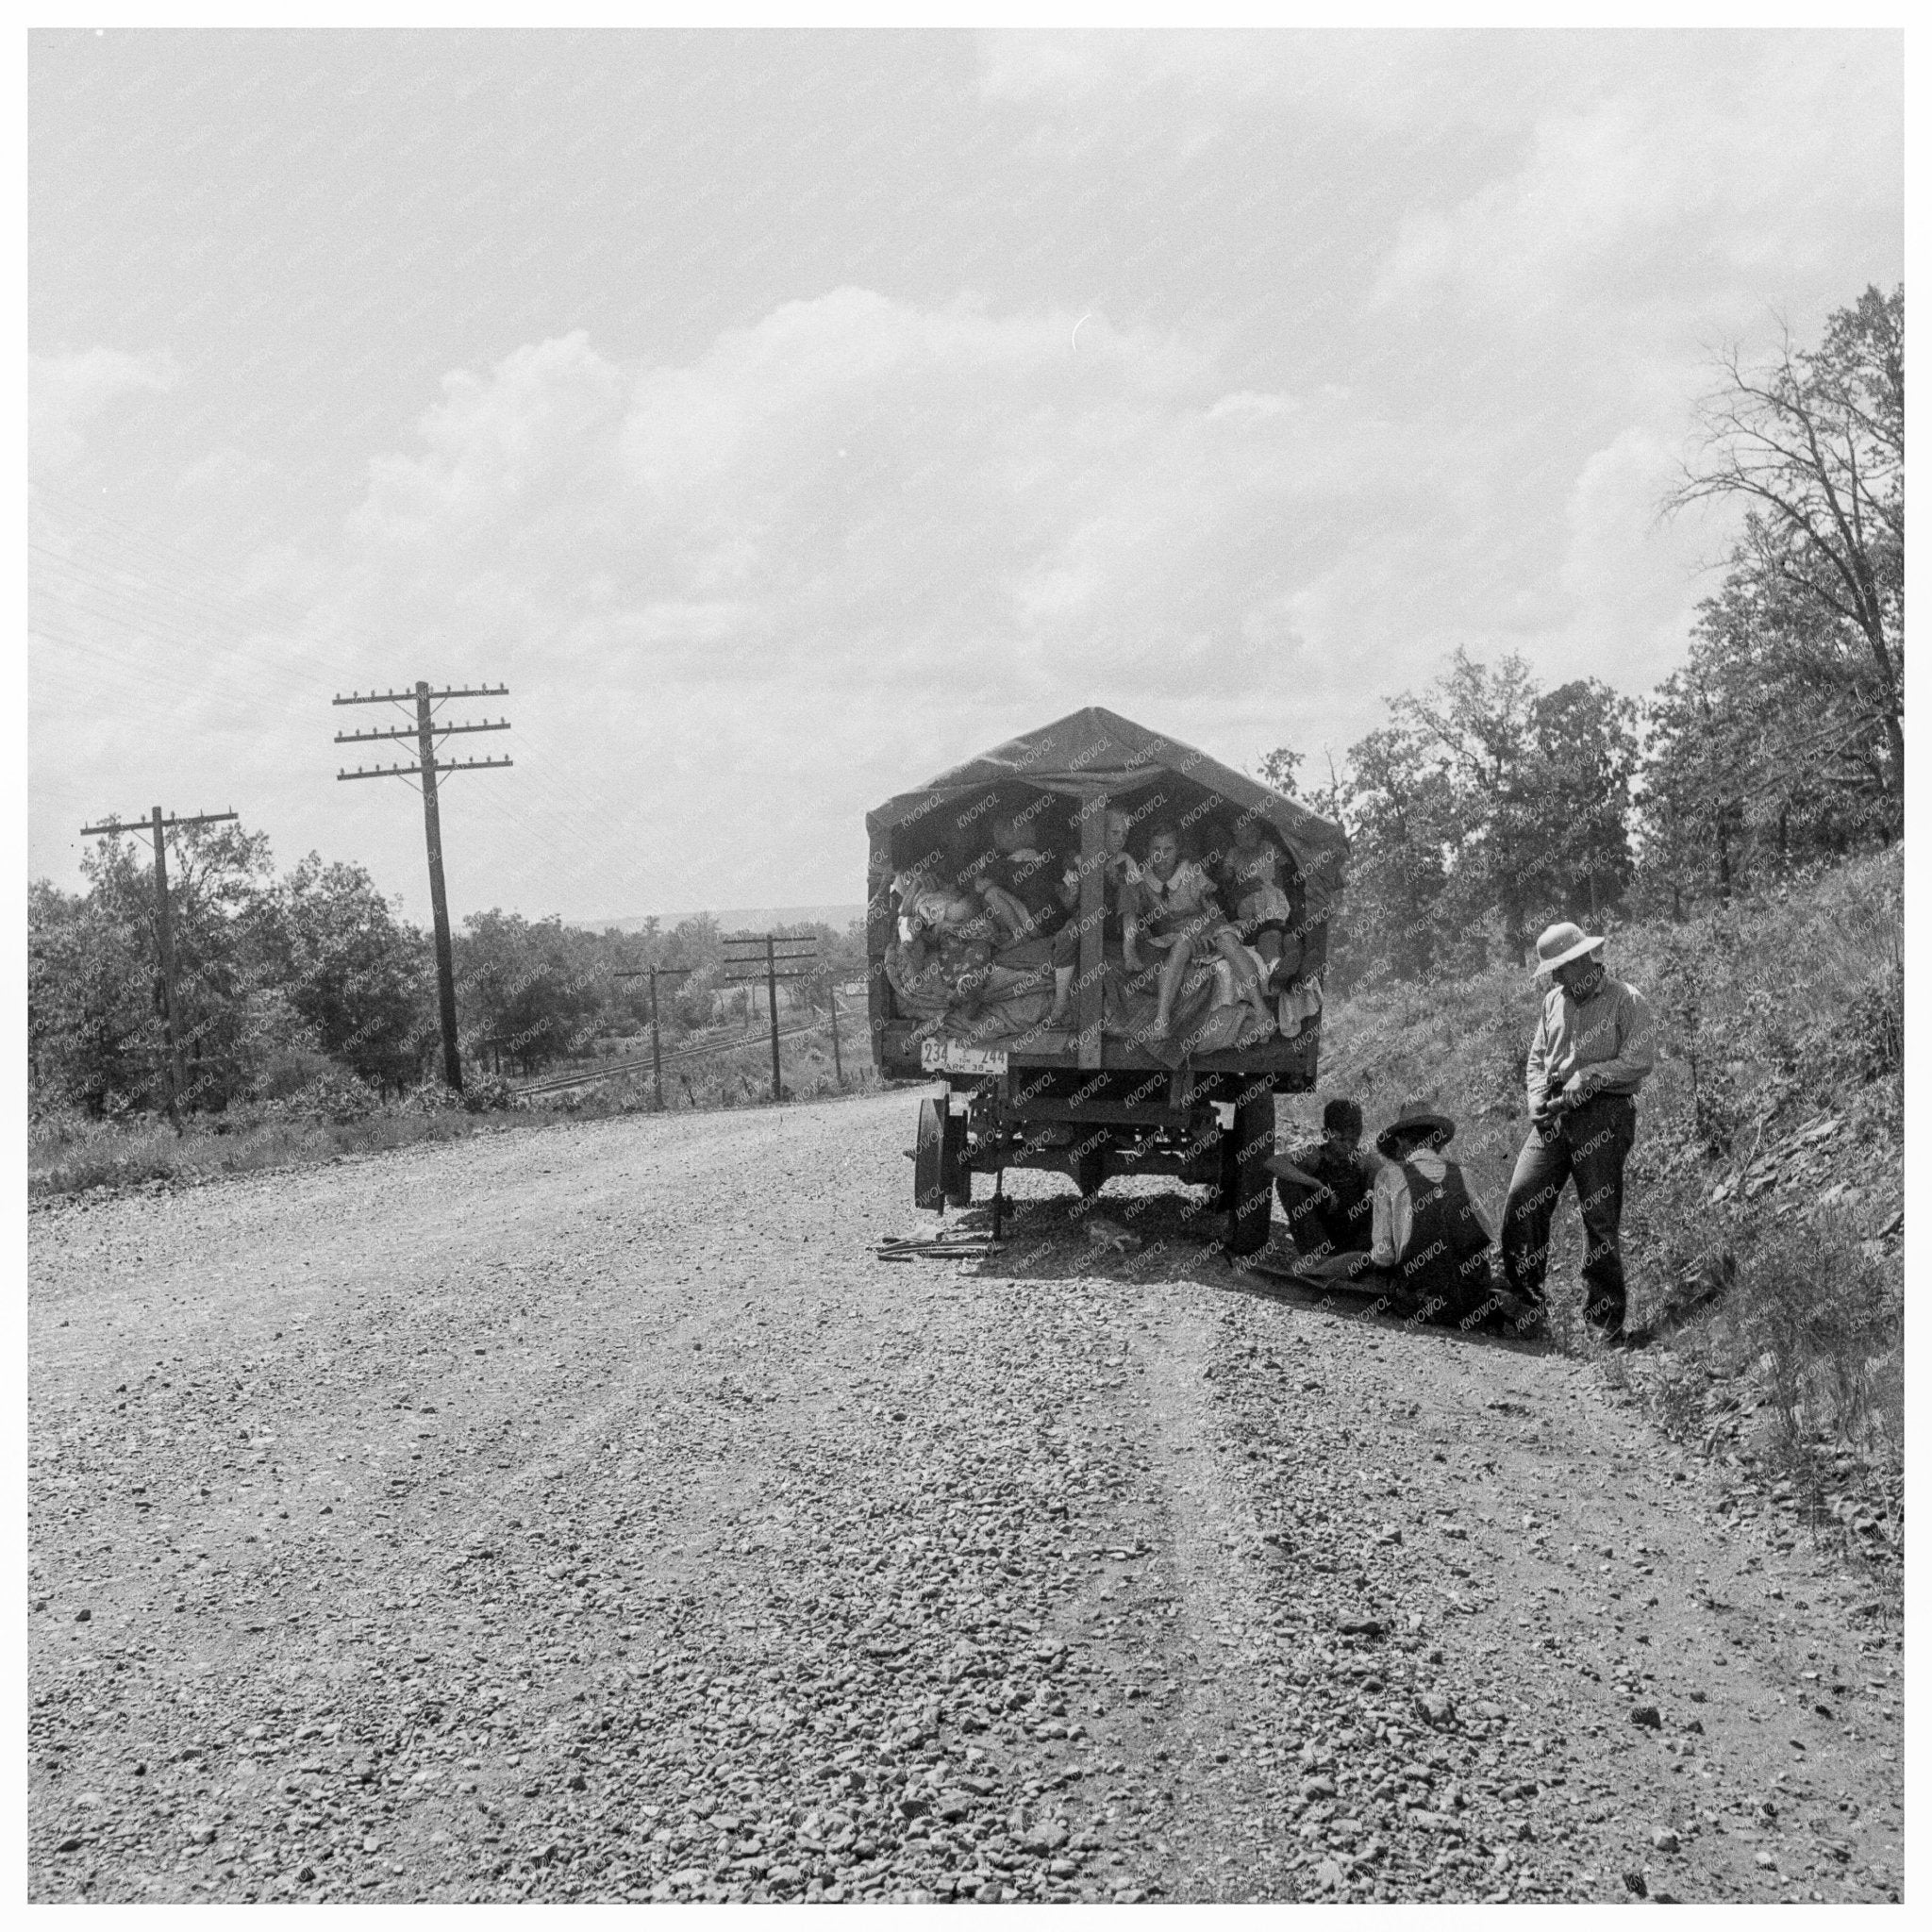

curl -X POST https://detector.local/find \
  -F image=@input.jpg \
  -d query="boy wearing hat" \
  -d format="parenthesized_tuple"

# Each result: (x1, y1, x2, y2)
(1500, 922, 1657, 1343)
(1364, 1102, 1504, 1323)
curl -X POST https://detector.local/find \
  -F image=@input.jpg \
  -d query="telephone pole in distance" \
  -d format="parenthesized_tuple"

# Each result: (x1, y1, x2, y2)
(76, 806, 241, 1126)
(614, 961, 695, 1112)
(334, 680, 511, 1092)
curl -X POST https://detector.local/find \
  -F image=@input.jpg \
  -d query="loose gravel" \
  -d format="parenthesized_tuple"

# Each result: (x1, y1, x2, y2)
(29, 1091, 1905, 1902)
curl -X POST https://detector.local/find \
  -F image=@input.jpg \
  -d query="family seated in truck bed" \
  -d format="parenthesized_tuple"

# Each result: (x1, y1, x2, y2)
(886, 805, 1308, 1041)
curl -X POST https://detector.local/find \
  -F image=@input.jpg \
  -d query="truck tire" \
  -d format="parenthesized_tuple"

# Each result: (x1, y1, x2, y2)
(914, 1096, 946, 1210)
(942, 1104, 972, 1208)
(1224, 1091, 1275, 1256)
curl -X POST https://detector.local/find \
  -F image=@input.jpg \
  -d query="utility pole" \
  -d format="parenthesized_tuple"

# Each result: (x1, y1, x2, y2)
(721, 932, 820, 1102)
(826, 979, 844, 1087)
(334, 680, 510, 1093)
(765, 936, 781, 1102)
(77, 806, 240, 1126)
(615, 961, 693, 1111)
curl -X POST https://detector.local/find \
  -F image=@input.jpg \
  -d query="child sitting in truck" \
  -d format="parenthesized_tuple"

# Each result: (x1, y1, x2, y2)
(1219, 811, 1294, 989)
(974, 813, 1071, 949)
(1126, 823, 1274, 1041)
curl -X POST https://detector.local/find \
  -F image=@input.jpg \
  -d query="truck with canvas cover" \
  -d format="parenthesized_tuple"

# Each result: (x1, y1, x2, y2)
(867, 708, 1348, 1254)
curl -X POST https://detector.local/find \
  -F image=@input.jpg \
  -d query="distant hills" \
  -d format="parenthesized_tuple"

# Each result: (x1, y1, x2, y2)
(576, 903, 867, 937)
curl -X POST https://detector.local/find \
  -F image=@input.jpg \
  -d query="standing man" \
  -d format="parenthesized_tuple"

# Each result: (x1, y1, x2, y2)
(1501, 922, 1657, 1344)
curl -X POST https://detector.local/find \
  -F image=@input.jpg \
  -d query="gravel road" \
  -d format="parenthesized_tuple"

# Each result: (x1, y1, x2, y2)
(28, 1089, 1905, 1903)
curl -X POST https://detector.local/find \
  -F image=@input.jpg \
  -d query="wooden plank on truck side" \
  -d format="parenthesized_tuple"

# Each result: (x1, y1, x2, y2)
(1077, 788, 1107, 1070)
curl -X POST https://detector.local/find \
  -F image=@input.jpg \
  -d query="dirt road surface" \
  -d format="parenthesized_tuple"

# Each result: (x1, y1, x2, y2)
(28, 1091, 1905, 1903)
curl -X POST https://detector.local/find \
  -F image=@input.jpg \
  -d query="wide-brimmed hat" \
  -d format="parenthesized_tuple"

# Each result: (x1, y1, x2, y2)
(1533, 921, 1606, 975)
(1375, 1101, 1456, 1158)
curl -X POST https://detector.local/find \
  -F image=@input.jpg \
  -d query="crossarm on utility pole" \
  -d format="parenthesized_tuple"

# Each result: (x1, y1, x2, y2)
(334, 719, 511, 746)
(80, 809, 239, 838)
(337, 757, 512, 781)
(333, 685, 509, 706)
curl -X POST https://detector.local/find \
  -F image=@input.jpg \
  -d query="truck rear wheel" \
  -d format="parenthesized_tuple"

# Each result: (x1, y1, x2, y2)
(1224, 1091, 1276, 1256)
(942, 1105, 972, 1208)
(914, 1096, 945, 1210)
(915, 1095, 972, 1209)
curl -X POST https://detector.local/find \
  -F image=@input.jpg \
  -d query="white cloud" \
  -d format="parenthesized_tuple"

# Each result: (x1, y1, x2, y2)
(315, 276, 1785, 917)
(324, 291, 1466, 913)
(29, 346, 180, 473)
(974, 28, 1560, 132)
(1372, 41, 1901, 338)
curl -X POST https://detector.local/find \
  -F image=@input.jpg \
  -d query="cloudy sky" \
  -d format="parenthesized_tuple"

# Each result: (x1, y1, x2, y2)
(29, 29, 1902, 926)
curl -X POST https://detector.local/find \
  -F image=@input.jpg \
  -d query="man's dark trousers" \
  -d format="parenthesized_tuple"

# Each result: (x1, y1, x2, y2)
(1501, 1092, 1637, 1332)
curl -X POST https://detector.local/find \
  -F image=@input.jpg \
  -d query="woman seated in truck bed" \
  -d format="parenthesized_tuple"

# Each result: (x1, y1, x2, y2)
(884, 868, 997, 1015)
(886, 853, 1056, 1025)
(972, 812, 1072, 950)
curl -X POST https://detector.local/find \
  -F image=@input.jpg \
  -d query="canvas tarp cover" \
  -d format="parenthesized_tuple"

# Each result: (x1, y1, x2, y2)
(865, 706, 1348, 915)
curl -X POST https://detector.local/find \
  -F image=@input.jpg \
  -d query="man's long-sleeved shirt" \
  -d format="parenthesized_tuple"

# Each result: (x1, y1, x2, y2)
(1368, 1148, 1494, 1269)
(1524, 974, 1657, 1116)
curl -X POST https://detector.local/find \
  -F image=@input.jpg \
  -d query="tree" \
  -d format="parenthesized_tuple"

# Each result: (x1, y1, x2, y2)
(253, 855, 434, 1092)
(453, 910, 606, 1074)
(1395, 650, 1544, 963)
(1260, 652, 1645, 983)
(1525, 678, 1641, 924)
(1323, 722, 1460, 987)
(1257, 741, 1350, 827)
(1636, 663, 1752, 915)
(1635, 563, 1892, 910)
(30, 820, 308, 1116)
(1668, 285, 1904, 811)
(1256, 745, 1303, 798)
(27, 875, 156, 1116)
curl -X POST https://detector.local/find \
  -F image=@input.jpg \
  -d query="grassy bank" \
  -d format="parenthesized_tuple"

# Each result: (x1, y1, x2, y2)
(1299, 849, 1904, 1572)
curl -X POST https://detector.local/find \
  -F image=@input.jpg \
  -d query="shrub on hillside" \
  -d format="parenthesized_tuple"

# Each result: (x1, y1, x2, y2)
(460, 1074, 522, 1114)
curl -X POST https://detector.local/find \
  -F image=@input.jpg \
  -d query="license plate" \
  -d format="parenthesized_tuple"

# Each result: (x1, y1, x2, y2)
(920, 1039, 1008, 1074)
